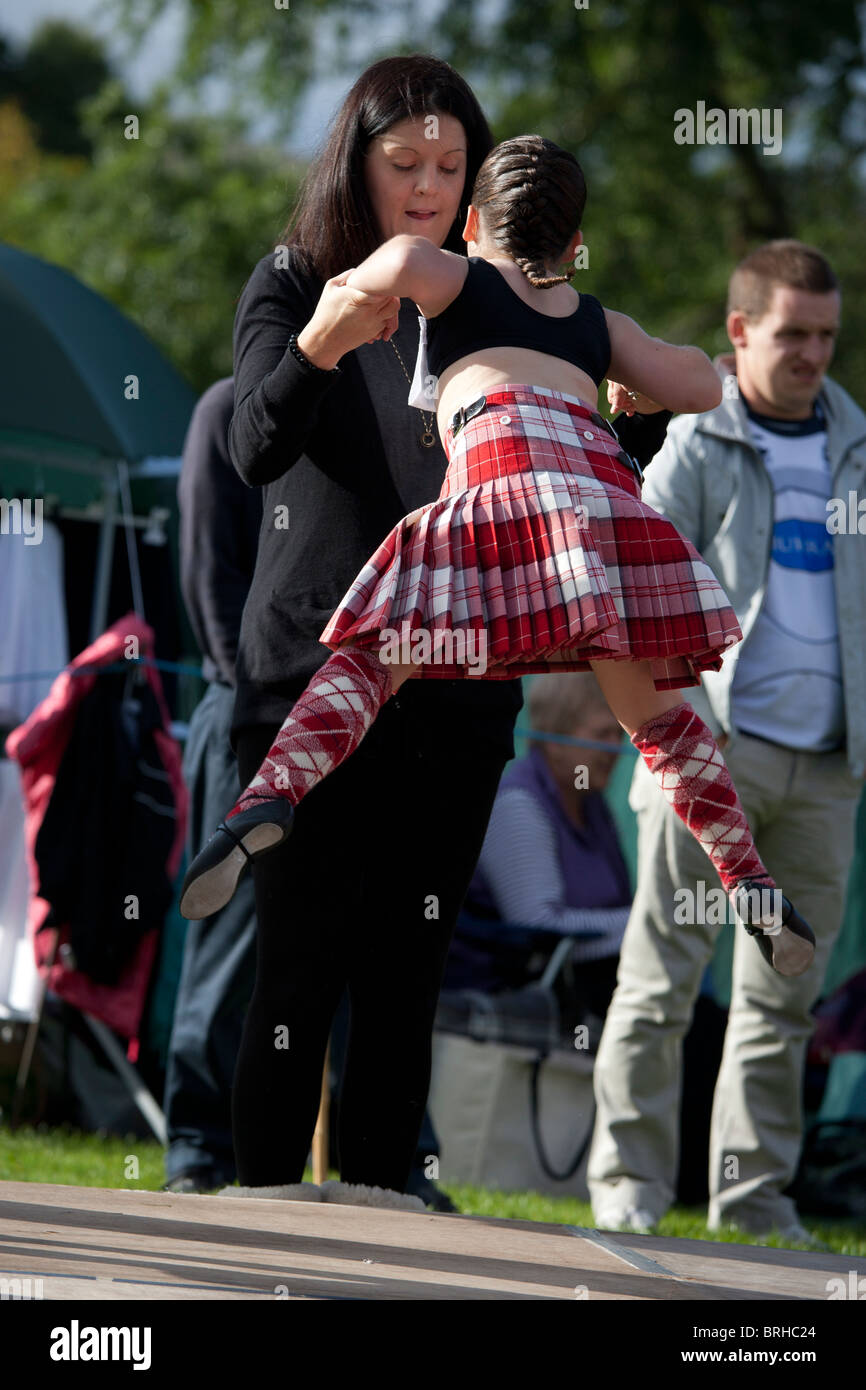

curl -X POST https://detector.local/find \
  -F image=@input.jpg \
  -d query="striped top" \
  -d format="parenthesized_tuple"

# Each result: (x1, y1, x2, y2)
(463, 746, 632, 964)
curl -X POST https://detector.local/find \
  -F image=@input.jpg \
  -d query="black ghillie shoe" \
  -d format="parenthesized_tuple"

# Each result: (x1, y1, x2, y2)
(732, 879, 816, 978)
(179, 798, 294, 920)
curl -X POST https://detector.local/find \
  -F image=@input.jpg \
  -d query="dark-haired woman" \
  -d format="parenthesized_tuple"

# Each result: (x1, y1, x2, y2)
(185, 133, 818, 992)
(218, 55, 515, 1201)
(208, 56, 662, 1202)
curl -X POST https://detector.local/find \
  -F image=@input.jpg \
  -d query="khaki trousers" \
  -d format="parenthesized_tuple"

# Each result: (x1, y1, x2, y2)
(587, 727, 862, 1232)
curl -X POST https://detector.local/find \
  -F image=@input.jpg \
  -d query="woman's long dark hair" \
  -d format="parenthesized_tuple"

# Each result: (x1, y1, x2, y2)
(280, 55, 494, 280)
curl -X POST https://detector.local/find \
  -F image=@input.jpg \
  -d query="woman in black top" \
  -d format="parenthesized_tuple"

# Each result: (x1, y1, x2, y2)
(216, 61, 675, 1197)
(222, 56, 520, 1195)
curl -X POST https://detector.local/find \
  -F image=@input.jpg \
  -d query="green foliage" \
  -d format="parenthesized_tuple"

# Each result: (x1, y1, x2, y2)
(2, 1, 864, 393)
(0, 83, 304, 392)
(90, 0, 866, 395)
(429, 0, 866, 392)
(105, 0, 380, 135)
(3, 20, 113, 157)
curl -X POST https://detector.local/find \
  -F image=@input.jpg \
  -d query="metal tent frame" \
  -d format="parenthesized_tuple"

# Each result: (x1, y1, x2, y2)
(2, 443, 183, 1145)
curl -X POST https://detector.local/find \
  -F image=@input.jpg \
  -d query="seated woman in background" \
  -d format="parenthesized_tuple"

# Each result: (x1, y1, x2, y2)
(445, 672, 631, 1026)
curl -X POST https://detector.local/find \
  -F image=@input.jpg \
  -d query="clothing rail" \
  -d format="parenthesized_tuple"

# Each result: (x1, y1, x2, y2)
(2, 492, 170, 536)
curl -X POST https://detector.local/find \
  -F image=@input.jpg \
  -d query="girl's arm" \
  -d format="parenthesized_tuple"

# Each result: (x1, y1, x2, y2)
(605, 309, 723, 415)
(345, 235, 468, 318)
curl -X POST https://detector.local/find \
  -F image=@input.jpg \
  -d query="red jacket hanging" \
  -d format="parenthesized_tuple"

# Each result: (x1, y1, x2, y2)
(5, 613, 188, 1054)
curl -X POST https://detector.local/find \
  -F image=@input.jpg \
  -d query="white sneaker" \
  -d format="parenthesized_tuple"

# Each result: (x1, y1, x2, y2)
(771, 1223, 830, 1251)
(595, 1205, 658, 1234)
(710, 1218, 829, 1251)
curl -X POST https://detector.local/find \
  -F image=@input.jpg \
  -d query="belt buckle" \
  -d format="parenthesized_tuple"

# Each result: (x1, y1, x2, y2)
(624, 450, 644, 485)
(450, 394, 487, 436)
(606, 415, 644, 485)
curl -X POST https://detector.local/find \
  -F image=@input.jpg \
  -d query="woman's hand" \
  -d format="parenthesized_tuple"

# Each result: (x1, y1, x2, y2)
(607, 380, 665, 416)
(296, 269, 401, 368)
(364, 304, 401, 344)
(377, 307, 401, 343)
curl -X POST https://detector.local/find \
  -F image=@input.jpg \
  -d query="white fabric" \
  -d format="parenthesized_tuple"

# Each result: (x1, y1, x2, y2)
(0, 521, 68, 1018)
(216, 1181, 426, 1210)
(0, 760, 37, 1018)
(0, 520, 68, 723)
(407, 315, 439, 410)
(730, 414, 844, 750)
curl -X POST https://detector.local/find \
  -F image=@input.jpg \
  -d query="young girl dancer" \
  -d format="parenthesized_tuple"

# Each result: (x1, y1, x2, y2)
(181, 136, 815, 978)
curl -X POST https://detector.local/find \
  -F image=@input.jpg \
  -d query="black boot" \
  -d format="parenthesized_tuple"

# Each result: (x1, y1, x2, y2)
(180, 799, 294, 920)
(404, 1167, 459, 1212)
(732, 880, 816, 978)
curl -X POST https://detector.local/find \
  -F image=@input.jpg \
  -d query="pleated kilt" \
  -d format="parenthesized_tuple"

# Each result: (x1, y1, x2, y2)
(319, 385, 742, 689)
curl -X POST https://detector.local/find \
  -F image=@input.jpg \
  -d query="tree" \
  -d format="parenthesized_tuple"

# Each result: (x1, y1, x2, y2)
(4, 20, 117, 158)
(428, 0, 865, 354)
(105, 0, 866, 388)
(7, 1, 866, 391)
(0, 84, 304, 391)
(107, 0, 368, 137)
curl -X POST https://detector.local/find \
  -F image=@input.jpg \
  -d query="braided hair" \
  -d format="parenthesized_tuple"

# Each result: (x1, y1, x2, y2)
(470, 135, 586, 288)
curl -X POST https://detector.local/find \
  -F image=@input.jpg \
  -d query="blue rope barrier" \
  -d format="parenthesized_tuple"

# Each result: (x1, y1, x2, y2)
(1, 659, 637, 753)
(0, 657, 207, 682)
(515, 726, 637, 755)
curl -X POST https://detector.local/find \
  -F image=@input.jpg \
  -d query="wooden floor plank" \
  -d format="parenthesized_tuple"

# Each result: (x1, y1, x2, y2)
(594, 1229, 866, 1300)
(0, 1181, 859, 1302)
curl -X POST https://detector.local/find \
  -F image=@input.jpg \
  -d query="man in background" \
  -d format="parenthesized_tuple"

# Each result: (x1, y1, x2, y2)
(588, 241, 866, 1242)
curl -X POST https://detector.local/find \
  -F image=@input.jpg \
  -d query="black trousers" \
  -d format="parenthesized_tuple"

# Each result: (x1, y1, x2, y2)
(232, 691, 512, 1192)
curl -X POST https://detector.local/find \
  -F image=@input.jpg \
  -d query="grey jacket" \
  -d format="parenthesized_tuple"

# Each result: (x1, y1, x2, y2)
(634, 372, 866, 781)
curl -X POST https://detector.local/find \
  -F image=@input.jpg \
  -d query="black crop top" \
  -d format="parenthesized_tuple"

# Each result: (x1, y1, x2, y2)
(425, 256, 612, 385)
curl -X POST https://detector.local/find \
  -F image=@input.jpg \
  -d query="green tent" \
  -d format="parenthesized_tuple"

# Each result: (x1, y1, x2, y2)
(0, 241, 199, 1131)
(0, 240, 196, 645)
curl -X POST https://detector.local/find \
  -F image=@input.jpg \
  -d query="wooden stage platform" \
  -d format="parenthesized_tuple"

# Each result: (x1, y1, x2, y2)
(1, 1181, 863, 1300)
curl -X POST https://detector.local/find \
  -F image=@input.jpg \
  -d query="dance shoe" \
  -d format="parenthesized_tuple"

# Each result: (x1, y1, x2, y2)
(161, 1166, 234, 1194)
(179, 797, 294, 920)
(732, 880, 816, 977)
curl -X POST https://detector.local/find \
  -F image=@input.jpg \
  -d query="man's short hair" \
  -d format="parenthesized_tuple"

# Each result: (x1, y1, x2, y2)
(727, 240, 839, 321)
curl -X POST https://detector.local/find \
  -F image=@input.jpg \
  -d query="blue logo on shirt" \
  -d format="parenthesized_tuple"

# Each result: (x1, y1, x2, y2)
(771, 518, 834, 571)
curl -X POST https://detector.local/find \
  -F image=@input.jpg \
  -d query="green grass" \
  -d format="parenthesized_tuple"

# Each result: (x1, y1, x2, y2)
(2, 1122, 864, 1256)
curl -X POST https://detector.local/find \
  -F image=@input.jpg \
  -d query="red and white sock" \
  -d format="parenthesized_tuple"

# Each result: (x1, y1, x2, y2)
(630, 702, 778, 919)
(226, 646, 393, 820)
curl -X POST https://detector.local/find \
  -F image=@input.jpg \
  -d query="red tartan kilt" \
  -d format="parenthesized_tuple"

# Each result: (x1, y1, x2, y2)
(319, 385, 742, 689)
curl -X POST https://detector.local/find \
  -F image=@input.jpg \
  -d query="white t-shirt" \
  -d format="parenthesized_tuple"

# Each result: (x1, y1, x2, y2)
(730, 398, 845, 751)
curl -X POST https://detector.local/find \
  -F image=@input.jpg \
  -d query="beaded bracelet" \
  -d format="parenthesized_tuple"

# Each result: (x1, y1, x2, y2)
(287, 332, 341, 374)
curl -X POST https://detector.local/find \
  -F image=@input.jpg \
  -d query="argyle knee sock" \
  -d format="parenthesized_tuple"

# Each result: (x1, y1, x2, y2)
(226, 646, 393, 819)
(630, 702, 780, 924)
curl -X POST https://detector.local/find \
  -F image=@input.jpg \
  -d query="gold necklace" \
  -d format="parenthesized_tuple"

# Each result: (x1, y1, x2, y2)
(389, 336, 437, 448)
